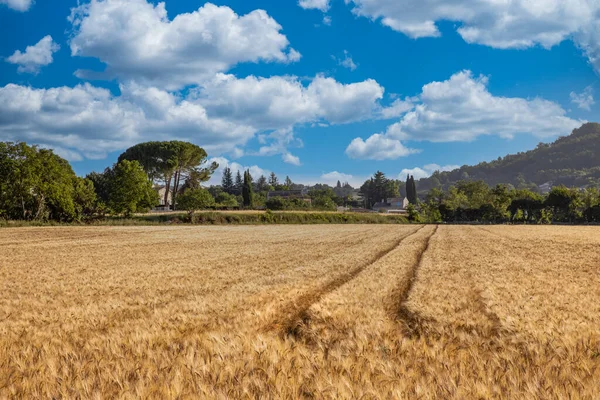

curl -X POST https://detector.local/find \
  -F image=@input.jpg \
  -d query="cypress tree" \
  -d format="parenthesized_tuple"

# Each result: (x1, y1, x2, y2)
(222, 167, 234, 194)
(407, 175, 418, 204)
(406, 174, 413, 203)
(235, 170, 243, 195)
(242, 170, 254, 207)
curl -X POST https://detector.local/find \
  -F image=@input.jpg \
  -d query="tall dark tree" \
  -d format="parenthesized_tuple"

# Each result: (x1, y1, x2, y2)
(407, 175, 418, 204)
(242, 170, 254, 207)
(269, 172, 279, 187)
(235, 170, 243, 194)
(221, 167, 235, 194)
(256, 175, 269, 192)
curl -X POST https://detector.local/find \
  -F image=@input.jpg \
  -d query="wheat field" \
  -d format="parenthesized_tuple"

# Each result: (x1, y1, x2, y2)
(1, 225, 599, 398)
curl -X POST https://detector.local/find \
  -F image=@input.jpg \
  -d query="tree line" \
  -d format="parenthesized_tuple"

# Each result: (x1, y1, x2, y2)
(412, 180, 600, 224)
(2, 139, 599, 224)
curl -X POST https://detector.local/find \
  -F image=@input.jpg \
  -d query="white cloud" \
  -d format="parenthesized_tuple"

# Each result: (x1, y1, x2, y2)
(0, 83, 255, 161)
(399, 164, 460, 180)
(379, 97, 415, 119)
(391, 71, 583, 142)
(7, 36, 60, 74)
(299, 0, 330, 12)
(282, 152, 302, 166)
(197, 73, 385, 128)
(207, 157, 269, 186)
(323, 16, 332, 26)
(570, 86, 595, 111)
(347, 70, 583, 160)
(345, 0, 600, 71)
(68, 0, 300, 90)
(0, 70, 388, 162)
(0, 0, 32, 11)
(346, 134, 420, 160)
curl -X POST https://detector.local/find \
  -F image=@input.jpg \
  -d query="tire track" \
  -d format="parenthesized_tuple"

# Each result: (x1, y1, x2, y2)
(388, 225, 439, 338)
(266, 226, 426, 338)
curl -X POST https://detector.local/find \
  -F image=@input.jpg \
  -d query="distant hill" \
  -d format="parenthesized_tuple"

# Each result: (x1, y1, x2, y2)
(417, 122, 600, 193)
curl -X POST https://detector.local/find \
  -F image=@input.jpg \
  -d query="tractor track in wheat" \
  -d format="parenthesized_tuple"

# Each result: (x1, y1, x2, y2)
(267, 225, 426, 337)
(388, 225, 439, 337)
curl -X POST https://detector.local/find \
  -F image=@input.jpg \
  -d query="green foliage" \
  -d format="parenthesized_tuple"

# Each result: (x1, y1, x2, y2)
(265, 196, 311, 211)
(312, 196, 337, 211)
(406, 175, 418, 204)
(221, 167, 235, 194)
(546, 185, 582, 222)
(268, 172, 279, 187)
(406, 204, 422, 222)
(177, 188, 215, 215)
(242, 170, 254, 207)
(73, 178, 98, 218)
(360, 171, 399, 208)
(108, 160, 158, 216)
(118, 141, 217, 209)
(215, 192, 238, 208)
(0, 142, 92, 222)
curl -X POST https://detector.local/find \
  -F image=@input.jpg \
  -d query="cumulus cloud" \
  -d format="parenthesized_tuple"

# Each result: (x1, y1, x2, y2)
(0, 71, 388, 162)
(0, 83, 255, 161)
(299, 0, 330, 12)
(0, 0, 32, 11)
(345, 0, 600, 71)
(68, 0, 300, 89)
(399, 164, 460, 180)
(6, 36, 60, 74)
(570, 86, 595, 111)
(196, 73, 385, 128)
(347, 70, 583, 160)
(346, 134, 420, 160)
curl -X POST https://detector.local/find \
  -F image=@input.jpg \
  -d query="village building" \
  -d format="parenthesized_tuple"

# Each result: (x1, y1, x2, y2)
(372, 197, 410, 214)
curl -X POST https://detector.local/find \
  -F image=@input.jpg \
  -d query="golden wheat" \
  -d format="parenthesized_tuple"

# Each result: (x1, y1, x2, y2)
(0, 225, 599, 398)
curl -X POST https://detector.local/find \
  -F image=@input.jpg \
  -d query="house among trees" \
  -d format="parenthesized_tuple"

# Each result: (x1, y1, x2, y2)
(538, 182, 553, 194)
(372, 197, 410, 214)
(267, 189, 312, 204)
(154, 185, 173, 211)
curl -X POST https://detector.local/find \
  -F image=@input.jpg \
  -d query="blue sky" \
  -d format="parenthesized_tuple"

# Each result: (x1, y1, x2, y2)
(1, 0, 598, 186)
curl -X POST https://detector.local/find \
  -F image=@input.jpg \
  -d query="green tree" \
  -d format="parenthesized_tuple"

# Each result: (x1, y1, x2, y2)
(118, 141, 217, 209)
(546, 185, 581, 222)
(177, 188, 215, 216)
(256, 175, 269, 193)
(215, 192, 238, 208)
(268, 172, 279, 187)
(108, 160, 158, 216)
(221, 167, 235, 194)
(406, 175, 418, 204)
(73, 177, 98, 219)
(0, 142, 83, 221)
(235, 170, 243, 195)
(242, 170, 254, 208)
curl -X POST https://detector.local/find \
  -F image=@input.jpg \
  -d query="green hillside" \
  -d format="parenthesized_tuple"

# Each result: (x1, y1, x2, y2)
(418, 122, 600, 192)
